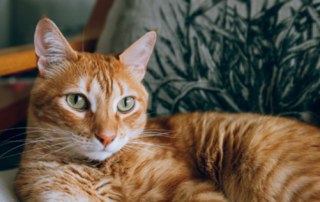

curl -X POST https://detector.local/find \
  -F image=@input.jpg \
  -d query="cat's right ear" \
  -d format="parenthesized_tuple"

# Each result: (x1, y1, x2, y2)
(119, 31, 157, 82)
(34, 17, 78, 77)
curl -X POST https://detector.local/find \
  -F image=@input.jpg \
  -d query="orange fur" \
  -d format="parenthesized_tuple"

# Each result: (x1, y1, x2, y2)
(15, 18, 320, 202)
(149, 112, 320, 201)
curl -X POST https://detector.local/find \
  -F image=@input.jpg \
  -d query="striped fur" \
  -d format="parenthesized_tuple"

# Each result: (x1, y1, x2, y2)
(148, 112, 320, 201)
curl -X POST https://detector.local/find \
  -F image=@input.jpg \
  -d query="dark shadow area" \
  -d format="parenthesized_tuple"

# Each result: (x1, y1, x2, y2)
(0, 121, 27, 171)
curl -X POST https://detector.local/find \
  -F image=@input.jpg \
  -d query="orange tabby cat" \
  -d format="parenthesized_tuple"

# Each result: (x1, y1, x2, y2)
(14, 18, 320, 202)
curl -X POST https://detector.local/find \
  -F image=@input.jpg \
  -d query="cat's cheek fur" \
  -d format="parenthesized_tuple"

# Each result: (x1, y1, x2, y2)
(126, 118, 146, 139)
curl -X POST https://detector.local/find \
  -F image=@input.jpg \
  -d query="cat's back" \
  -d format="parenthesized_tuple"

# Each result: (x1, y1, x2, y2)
(148, 112, 320, 202)
(214, 113, 320, 201)
(238, 115, 320, 201)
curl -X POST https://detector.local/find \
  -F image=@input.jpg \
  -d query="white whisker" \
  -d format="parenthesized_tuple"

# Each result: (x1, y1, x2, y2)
(0, 128, 72, 145)
(125, 144, 158, 154)
(130, 141, 172, 149)
(34, 143, 77, 162)
(0, 140, 74, 159)
(0, 135, 73, 147)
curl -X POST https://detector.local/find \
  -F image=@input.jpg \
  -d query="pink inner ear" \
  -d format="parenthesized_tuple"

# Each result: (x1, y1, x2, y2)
(34, 19, 56, 60)
(34, 26, 49, 74)
(34, 30, 48, 59)
(34, 24, 51, 72)
(34, 18, 78, 76)
(120, 31, 157, 77)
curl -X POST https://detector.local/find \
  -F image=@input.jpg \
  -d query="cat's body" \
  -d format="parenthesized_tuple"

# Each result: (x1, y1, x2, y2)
(154, 112, 320, 201)
(15, 113, 226, 202)
(15, 112, 320, 201)
(14, 18, 320, 202)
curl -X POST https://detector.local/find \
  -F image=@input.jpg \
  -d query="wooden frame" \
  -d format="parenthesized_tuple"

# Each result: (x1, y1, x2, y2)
(0, 0, 114, 132)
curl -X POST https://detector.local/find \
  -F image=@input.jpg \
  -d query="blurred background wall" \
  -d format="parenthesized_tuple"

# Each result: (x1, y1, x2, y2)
(0, 0, 96, 49)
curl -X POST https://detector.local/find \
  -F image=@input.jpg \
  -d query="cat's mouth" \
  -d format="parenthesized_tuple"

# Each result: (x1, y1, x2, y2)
(79, 138, 127, 160)
(74, 135, 129, 161)
(102, 147, 109, 151)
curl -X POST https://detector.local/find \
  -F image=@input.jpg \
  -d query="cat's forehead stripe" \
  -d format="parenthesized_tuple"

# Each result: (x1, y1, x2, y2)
(96, 68, 111, 94)
(76, 77, 102, 113)
(79, 77, 86, 91)
(120, 81, 130, 96)
(86, 75, 94, 93)
(113, 81, 121, 96)
(118, 82, 124, 96)
(89, 77, 101, 112)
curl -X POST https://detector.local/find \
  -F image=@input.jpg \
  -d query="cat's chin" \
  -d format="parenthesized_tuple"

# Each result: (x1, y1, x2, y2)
(84, 151, 115, 161)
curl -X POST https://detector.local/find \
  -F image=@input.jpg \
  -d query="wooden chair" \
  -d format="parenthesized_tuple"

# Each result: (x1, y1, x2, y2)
(0, 0, 114, 133)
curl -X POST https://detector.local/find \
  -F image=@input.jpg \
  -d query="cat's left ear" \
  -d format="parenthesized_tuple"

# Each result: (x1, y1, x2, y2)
(34, 17, 78, 77)
(119, 31, 157, 82)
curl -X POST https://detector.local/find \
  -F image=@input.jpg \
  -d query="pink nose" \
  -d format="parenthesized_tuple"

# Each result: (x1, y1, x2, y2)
(96, 131, 117, 147)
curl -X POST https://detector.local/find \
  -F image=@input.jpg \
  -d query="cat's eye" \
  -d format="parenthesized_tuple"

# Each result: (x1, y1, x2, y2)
(117, 97, 135, 113)
(66, 94, 88, 110)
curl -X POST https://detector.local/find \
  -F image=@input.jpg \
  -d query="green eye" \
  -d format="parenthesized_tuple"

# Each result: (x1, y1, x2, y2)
(66, 94, 87, 110)
(117, 97, 135, 112)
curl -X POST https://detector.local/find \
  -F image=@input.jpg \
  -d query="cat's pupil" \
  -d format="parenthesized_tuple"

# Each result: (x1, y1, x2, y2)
(124, 98, 128, 106)
(74, 95, 79, 103)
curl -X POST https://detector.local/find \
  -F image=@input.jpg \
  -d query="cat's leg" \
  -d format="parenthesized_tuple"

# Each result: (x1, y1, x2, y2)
(172, 180, 228, 202)
(14, 163, 122, 202)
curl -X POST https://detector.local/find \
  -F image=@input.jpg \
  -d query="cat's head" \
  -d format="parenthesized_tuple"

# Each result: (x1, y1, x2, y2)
(28, 17, 156, 160)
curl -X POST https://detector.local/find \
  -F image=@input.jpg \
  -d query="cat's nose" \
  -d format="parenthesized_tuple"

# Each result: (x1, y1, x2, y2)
(96, 131, 117, 147)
